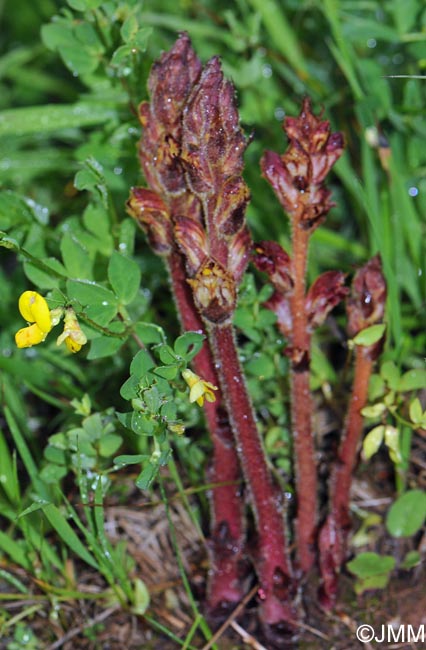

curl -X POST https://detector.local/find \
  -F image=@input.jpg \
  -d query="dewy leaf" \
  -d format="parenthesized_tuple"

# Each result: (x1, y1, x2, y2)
(120, 375, 140, 401)
(0, 232, 19, 250)
(60, 232, 93, 280)
(0, 191, 38, 228)
(111, 43, 135, 66)
(131, 412, 155, 436)
(87, 336, 124, 360)
(0, 103, 116, 137)
(118, 218, 136, 257)
(174, 332, 204, 360)
(380, 360, 400, 390)
(74, 158, 108, 207)
(383, 425, 401, 463)
(353, 323, 386, 347)
(386, 489, 426, 537)
(153, 365, 178, 380)
(362, 425, 385, 460)
(142, 386, 160, 413)
(24, 258, 67, 289)
(66, 280, 119, 330)
(130, 349, 155, 377)
(158, 345, 177, 365)
(134, 323, 165, 345)
(66, 279, 118, 310)
(136, 462, 158, 490)
(133, 27, 152, 51)
(42, 20, 103, 76)
(108, 251, 141, 305)
(82, 204, 113, 256)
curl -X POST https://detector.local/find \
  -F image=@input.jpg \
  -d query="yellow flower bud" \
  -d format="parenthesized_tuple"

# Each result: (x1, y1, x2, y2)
(56, 308, 87, 354)
(168, 423, 185, 435)
(182, 369, 218, 407)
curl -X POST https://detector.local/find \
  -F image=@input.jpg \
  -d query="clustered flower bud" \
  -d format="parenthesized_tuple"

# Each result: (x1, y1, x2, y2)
(128, 33, 251, 325)
(261, 97, 344, 230)
(346, 255, 387, 360)
(346, 254, 386, 337)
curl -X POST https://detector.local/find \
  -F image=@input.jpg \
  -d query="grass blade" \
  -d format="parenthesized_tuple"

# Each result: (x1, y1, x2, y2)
(42, 503, 99, 570)
(0, 102, 117, 137)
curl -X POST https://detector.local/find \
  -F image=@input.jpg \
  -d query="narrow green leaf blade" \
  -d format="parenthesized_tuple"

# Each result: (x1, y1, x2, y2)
(0, 103, 117, 137)
(43, 503, 99, 569)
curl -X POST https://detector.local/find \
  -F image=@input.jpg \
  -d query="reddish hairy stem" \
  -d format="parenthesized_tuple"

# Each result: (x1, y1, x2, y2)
(289, 224, 317, 572)
(210, 323, 296, 626)
(334, 347, 373, 505)
(319, 346, 373, 606)
(167, 251, 246, 609)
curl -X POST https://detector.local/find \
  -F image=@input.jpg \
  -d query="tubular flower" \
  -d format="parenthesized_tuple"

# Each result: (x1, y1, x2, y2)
(15, 291, 52, 348)
(56, 308, 87, 353)
(182, 369, 218, 407)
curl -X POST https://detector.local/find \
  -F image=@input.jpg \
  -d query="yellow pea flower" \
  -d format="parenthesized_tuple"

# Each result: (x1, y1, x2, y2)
(182, 369, 218, 407)
(18, 291, 52, 332)
(56, 308, 87, 353)
(15, 291, 52, 348)
(15, 323, 47, 348)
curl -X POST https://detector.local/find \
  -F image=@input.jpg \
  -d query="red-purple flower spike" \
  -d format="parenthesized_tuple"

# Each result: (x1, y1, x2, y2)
(175, 54, 252, 324)
(258, 98, 345, 574)
(181, 57, 247, 200)
(175, 50, 297, 629)
(138, 33, 202, 196)
(128, 35, 247, 616)
(261, 97, 344, 230)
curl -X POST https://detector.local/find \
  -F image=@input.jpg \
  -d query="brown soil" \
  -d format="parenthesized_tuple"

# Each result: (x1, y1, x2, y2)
(1, 446, 425, 650)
